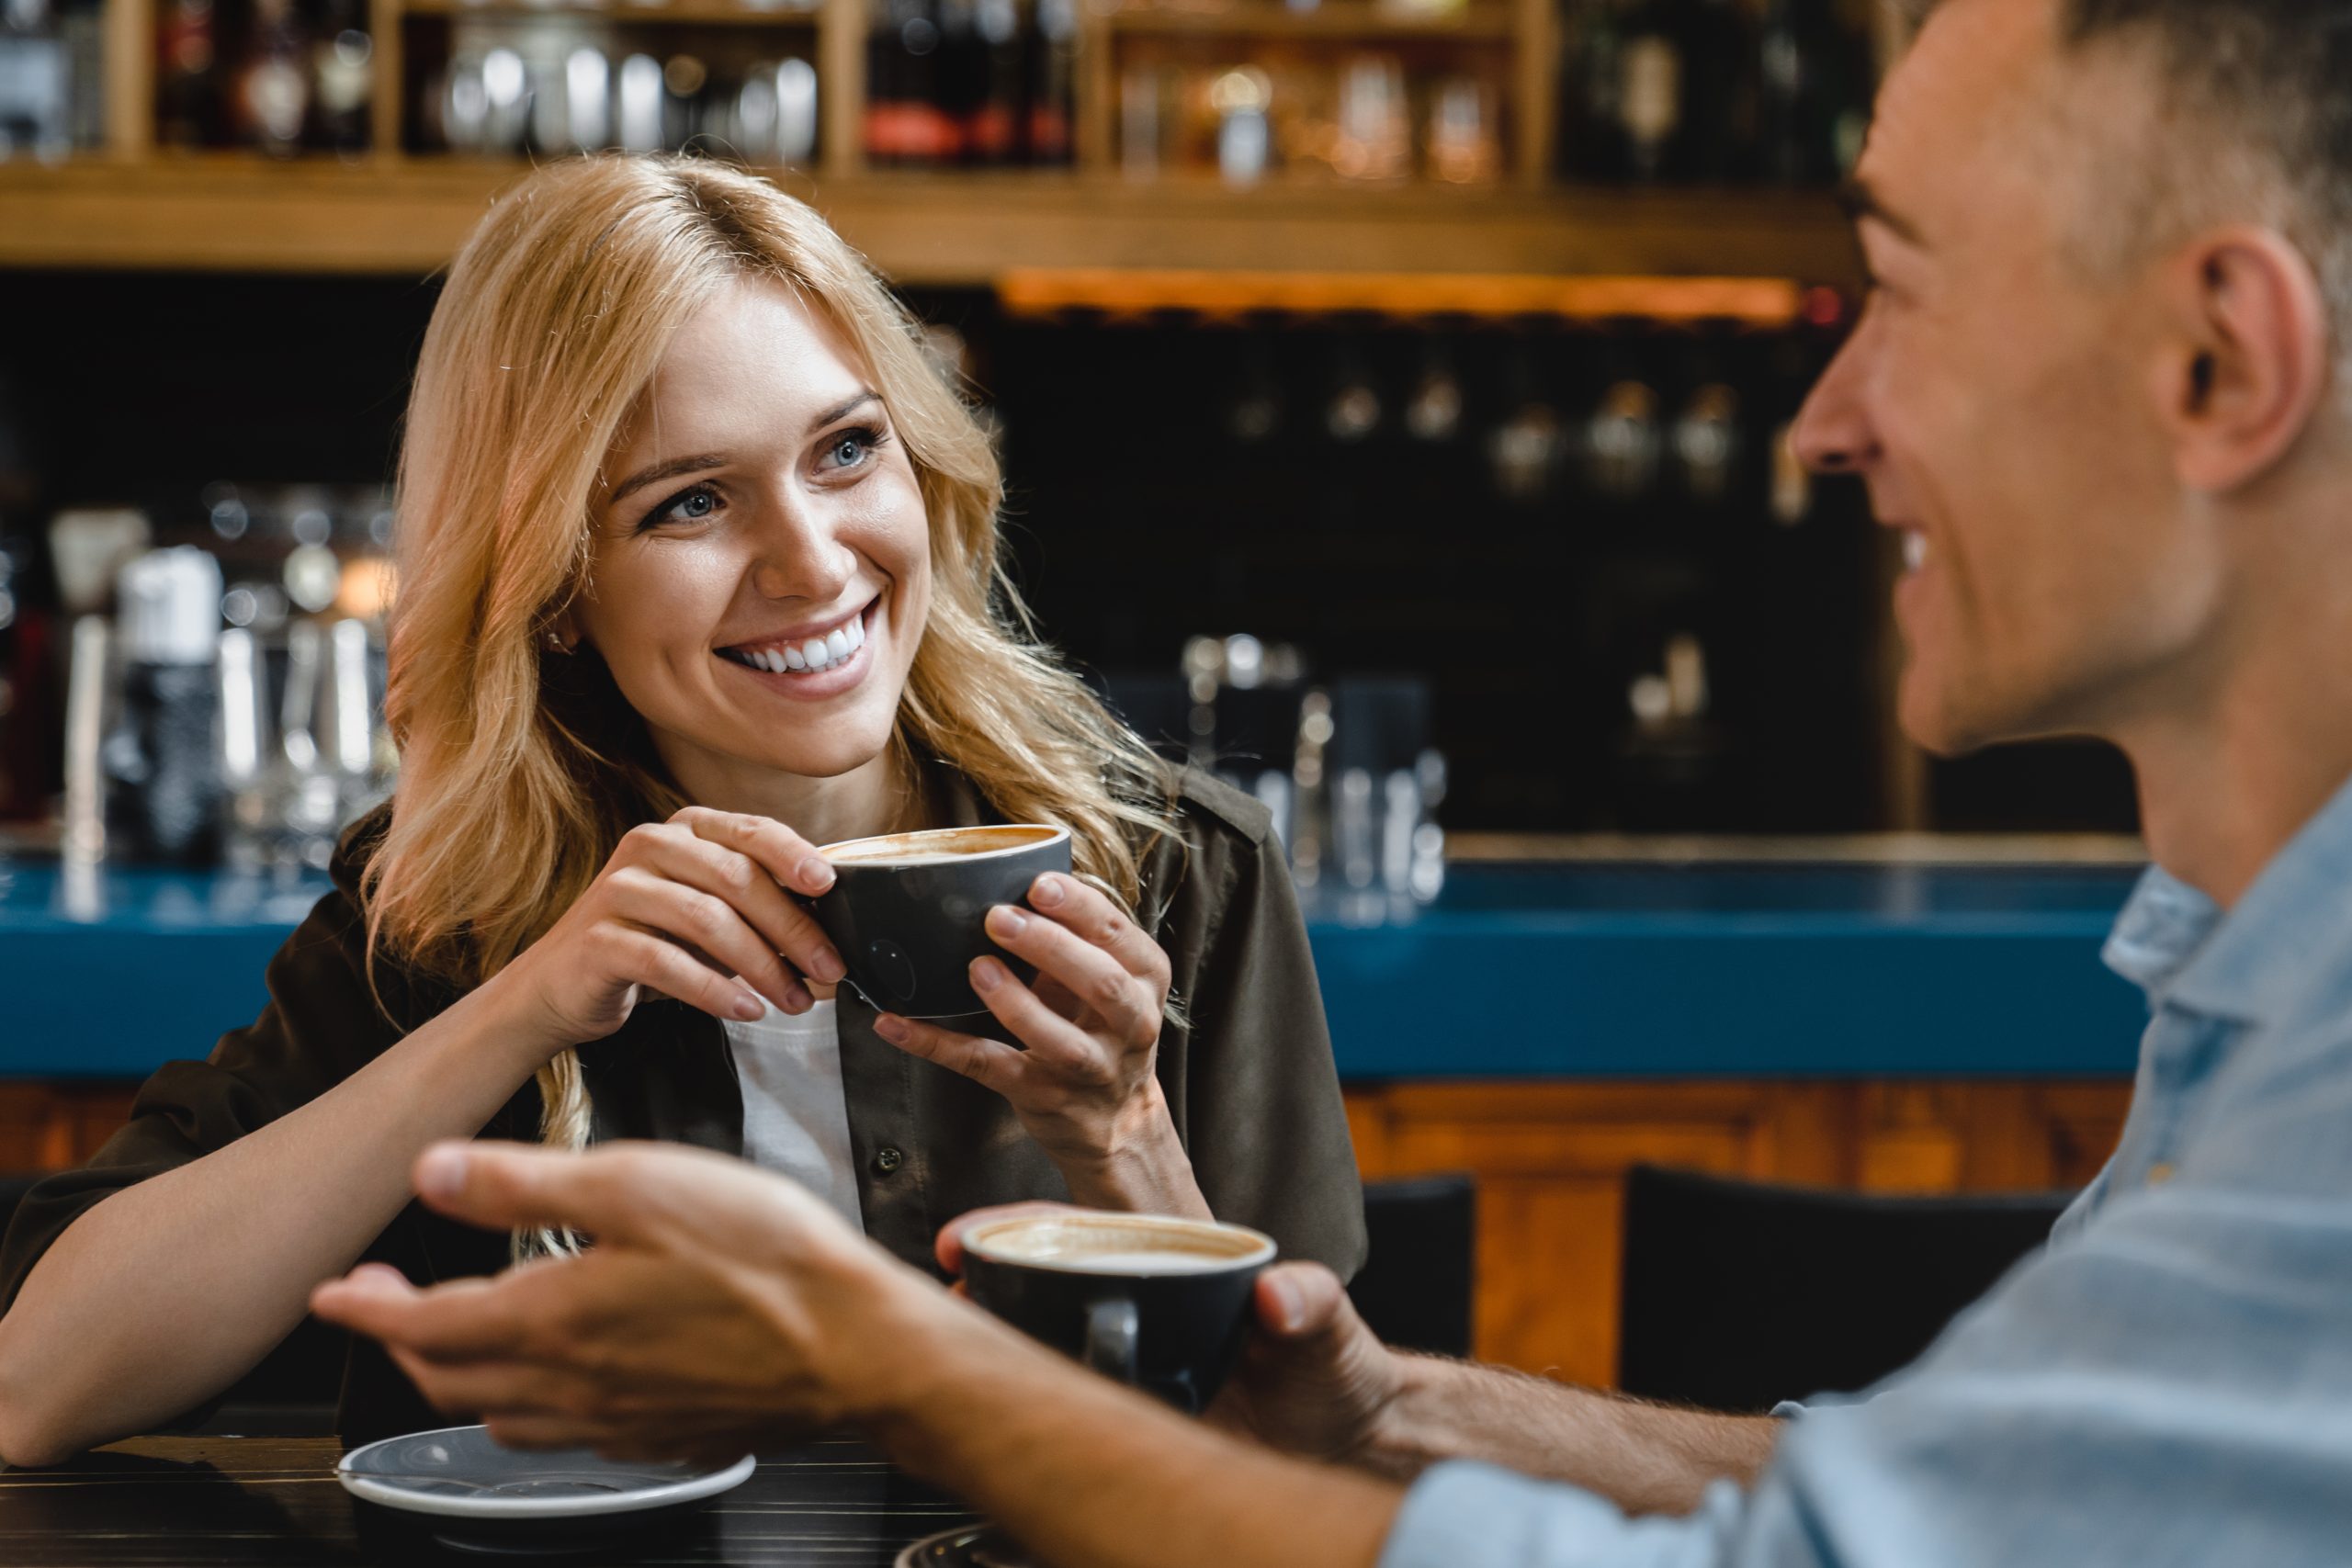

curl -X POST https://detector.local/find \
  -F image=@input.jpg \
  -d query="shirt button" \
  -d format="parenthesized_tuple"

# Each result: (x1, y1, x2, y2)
(875, 1146, 904, 1175)
(2146, 1161, 2176, 1186)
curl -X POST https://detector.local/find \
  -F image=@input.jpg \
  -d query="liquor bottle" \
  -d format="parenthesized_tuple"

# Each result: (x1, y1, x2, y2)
(0, 0, 73, 160)
(931, 0, 982, 164)
(1677, 0, 1755, 182)
(968, 0, 1021, 164)
(154, 0, 220, 146)
(1586, 375, 1663, 498)
(1025, 0, 1075, 165)
(1672, 379, 1740, 502)
(865, 0, 953, 164)
(1556, 0, 1630, 181)
(662, 52, 708, 151)
(1611, 0, 1682, 183)
(0, 535, 49, 822)
(309, 0, 373, 155)
(1757, 0, 1870, 185)
(234, 0, 310, 156)
(863, 0, 906, 163)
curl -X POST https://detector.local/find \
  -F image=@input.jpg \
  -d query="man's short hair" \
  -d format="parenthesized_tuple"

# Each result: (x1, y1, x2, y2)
(1909, 0, 2352, 382)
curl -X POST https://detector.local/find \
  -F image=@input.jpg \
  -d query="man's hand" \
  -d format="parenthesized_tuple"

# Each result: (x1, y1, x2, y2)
(311, 1140, 941, 1464)
(938, 1204, 1410, 1473)
(1206, 1261, 1411, 1471)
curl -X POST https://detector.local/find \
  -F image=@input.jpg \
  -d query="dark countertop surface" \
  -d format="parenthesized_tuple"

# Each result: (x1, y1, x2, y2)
(0, 1433, 977, 1566)
(0, 859, 2151, 1080)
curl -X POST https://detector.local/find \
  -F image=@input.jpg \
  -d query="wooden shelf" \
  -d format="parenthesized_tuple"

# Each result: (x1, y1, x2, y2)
(1102, 4, 1513, 40)
(997, 266, 1810, 323)
(0, 160, 1862, 285)
(399, 0, 820, 23)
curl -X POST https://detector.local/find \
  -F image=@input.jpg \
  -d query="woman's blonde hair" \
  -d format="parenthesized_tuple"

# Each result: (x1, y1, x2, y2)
(367, 155, 1172, 1189)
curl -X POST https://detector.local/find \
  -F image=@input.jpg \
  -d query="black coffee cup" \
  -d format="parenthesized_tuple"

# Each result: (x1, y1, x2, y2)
(960, 1211, 1276, 1414)
(809, 824, 1073, 1021)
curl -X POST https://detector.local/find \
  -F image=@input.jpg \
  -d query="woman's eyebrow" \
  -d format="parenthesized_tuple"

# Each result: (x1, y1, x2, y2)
(608, 453, 729, 507)
(606, 391, 881, 505)
(808, 390, 881, 434)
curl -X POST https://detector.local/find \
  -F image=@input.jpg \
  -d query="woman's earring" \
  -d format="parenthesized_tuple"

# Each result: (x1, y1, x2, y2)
(545, 629, 571, 655)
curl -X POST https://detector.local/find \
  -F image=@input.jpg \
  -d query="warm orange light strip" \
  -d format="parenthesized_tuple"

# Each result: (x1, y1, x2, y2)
(994, 269, 1808, 325)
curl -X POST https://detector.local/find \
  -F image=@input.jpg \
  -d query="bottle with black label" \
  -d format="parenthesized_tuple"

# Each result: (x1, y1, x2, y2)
(309, 0, 372, 154)
(1557, 0, 1630, 181)
(1678, 0, 1755, 182)
(1757, 0, 1871, 185)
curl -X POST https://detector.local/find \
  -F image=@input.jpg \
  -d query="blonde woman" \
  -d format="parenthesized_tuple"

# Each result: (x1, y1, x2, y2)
(0, 156, 1363, 1466)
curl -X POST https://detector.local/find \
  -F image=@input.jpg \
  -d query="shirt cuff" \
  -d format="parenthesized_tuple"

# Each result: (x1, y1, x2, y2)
(1378, 1461, 1753, 1568)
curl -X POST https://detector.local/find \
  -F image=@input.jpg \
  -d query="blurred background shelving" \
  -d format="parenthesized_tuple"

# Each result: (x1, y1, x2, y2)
(0, 0, 2140, 840)
(1, 0, 1877, 270)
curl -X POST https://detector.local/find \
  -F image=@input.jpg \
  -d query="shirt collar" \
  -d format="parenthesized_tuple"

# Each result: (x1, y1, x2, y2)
(2100, 863, 2222, 1005)
(2110, 767, 2352, 1023)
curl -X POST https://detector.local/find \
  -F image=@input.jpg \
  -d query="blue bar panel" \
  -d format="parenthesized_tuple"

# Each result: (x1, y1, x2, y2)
(0, 860, 2151, 1081)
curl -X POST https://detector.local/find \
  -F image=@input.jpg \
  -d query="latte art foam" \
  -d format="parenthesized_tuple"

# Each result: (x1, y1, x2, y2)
(1021, 1249, 1238, 1276)
(967, 1213, 1274, 1275)
(822, 824, 1065, 866)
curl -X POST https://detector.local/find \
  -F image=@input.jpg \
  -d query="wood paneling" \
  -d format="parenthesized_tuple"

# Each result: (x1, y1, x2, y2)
(0, 1083, 140, 1172)
(1345, 1077, 2132, 1385)
(0, 1074, 2130, 1389)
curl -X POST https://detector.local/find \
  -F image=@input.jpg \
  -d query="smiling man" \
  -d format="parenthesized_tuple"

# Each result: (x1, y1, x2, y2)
(315, 0, 2352, 1561)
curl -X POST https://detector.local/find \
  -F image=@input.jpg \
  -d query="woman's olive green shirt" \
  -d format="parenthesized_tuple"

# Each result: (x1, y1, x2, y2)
(0, 765, 1365, 1445)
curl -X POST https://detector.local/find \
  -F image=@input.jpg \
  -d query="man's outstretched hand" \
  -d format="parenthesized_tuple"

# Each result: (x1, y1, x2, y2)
(311, 1140, 934, 1466)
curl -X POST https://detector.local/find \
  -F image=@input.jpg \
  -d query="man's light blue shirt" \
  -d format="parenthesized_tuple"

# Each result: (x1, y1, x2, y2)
(1380, 774, 2352, 1567)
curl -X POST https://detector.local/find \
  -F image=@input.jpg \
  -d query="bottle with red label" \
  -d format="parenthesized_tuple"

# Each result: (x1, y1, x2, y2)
(1025, 0, 1074, 165)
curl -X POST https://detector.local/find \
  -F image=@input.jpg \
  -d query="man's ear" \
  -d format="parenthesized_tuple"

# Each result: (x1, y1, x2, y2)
(2152, 225, 2331, 493)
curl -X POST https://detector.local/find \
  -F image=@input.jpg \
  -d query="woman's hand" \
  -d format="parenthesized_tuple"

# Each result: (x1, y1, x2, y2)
(871, 872, 1207, 1217)
(491, 807, 848, 1063)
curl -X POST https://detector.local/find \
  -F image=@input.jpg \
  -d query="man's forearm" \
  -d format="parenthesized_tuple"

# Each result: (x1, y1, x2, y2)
(866, 1298, 1402, 1568)
(1361, 1355, 1779, 1515)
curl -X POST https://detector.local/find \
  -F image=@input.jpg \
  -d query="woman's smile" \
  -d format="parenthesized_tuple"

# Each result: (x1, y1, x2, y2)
(715, 595, 883, 701)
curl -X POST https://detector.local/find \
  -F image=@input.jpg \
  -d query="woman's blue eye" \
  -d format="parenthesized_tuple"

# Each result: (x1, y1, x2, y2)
(825, 427, 882, 469)
(644, 485, 718, 529)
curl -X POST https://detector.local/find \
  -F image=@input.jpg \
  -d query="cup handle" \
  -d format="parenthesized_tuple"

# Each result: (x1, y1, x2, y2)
(1083, 1297, 1139, 1386)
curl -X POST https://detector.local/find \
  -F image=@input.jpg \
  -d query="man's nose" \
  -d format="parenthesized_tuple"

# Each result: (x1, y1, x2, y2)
(1790, 330, 1879, 477)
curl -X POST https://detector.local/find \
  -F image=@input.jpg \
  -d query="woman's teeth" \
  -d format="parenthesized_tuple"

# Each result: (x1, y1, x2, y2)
(1904, 531, 1928, 573)
(725, 615, 866, 675)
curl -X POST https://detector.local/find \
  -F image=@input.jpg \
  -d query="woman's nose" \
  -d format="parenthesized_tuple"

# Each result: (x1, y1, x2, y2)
(748, 500, 858, 603)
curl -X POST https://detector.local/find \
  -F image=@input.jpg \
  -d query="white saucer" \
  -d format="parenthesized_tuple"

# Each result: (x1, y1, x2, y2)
(337, 1423, 755, 1521)
(898, 1522, 1036, 1567)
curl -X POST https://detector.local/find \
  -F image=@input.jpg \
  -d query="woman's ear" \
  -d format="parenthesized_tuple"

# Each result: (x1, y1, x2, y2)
(2152, 225, 2331, 494)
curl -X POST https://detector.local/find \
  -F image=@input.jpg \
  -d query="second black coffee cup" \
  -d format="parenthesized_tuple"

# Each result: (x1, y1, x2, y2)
(960, 1211, 1277, 1415)
(809, 823, 1072, 1021)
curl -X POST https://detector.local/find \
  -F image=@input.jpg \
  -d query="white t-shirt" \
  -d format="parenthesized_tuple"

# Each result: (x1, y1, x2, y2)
(719, 997, 864, 1232)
